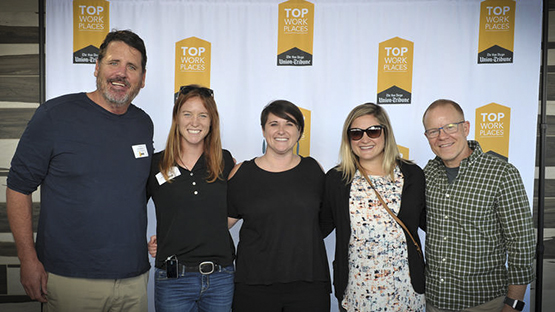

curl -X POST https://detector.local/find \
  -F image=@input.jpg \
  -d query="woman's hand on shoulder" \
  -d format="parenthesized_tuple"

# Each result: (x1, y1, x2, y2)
(148, 235, 157, 258)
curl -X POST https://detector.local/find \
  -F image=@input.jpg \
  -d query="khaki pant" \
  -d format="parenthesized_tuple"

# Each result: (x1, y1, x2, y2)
(44, 272, 148, 312)
(426, 296, 505, 312)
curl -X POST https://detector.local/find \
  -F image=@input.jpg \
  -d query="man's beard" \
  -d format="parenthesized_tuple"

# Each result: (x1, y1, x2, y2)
(97, 77, 141, 108)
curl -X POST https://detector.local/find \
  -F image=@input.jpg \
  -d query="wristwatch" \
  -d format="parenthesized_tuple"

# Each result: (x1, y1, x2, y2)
(504, 297, 525, 311)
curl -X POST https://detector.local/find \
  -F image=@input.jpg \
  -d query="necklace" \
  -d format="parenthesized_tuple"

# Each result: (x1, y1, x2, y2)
(178, 154, 190, 171)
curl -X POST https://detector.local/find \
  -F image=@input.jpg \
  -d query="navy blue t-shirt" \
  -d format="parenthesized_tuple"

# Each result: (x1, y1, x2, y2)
(8, 92, 154, 279)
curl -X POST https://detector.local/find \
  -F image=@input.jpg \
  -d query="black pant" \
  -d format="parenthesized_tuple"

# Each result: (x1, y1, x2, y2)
(232, 281, 330, 312)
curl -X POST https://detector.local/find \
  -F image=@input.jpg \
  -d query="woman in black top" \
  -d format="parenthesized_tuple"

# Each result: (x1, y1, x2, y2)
(147, 85, 235, 312)
(227, 100, 330, 312)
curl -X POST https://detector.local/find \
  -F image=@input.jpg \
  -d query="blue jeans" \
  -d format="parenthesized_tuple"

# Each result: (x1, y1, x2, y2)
(154, 265, 234, 312)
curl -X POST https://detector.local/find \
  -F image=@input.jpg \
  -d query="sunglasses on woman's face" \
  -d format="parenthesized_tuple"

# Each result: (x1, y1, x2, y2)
(348, 125, 383, 141)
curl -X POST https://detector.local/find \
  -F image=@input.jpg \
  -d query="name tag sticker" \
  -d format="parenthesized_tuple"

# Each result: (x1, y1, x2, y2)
(156, 166, 181, 185)
(132, 144, 149, 158)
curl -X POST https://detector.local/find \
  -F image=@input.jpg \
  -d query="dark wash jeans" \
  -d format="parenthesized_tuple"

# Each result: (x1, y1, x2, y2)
(154, 265, 234, 312)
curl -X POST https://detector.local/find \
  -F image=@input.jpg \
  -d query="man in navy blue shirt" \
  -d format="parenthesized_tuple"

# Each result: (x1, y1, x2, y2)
(7, 29, 154, 311)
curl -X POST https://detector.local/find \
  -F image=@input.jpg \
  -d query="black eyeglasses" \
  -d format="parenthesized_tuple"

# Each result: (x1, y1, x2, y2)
(348, 125, 384, 141)
(174, 85, 214, 103)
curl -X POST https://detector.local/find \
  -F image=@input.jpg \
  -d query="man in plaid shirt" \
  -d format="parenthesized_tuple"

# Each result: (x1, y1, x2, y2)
(422, 99, 535, 312)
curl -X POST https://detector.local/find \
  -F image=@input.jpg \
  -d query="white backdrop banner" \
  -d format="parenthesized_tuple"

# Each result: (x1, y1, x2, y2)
(45, 1, 542, 311)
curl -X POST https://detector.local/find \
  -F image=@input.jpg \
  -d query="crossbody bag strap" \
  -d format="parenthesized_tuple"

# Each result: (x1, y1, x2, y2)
(358, 168, 423, 259)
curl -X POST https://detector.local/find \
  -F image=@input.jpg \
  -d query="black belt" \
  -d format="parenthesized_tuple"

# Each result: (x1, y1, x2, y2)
(162, 261, 222, 275)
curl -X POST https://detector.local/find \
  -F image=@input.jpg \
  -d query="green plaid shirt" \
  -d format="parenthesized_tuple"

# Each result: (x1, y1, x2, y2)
(424, 140, 535, 310)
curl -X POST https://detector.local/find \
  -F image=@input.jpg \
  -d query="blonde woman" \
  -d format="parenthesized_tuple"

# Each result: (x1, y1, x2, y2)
(321, 103, 426, 312)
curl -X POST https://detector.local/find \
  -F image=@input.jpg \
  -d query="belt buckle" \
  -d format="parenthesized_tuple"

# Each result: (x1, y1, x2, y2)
(199, 261, 215, 275)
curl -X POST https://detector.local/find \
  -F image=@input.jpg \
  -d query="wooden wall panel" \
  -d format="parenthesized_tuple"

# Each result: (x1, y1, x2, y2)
(0, 26, 38, 43)
(0, 0, 40, 303)
(0, 55, 39, 75)
(0, 77, 40, 103)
